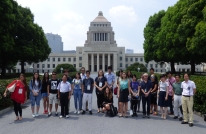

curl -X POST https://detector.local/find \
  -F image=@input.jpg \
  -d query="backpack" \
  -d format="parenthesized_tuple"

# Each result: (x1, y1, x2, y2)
(109, 104, 118, 117)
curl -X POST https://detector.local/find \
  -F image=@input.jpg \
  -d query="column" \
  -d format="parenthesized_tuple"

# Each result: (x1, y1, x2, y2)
(103, 33, 105, 41)
(113, 53, 117, 72)
(91, 53, 94, 72)
(99, 33, 100, 41)
(103, 53, 105, 72)
(108, 53, 110, 67)
(97, 54, 99, 71)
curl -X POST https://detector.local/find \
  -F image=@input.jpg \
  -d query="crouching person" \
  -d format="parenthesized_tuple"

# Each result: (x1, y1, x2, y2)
(103, 87, 113, 113)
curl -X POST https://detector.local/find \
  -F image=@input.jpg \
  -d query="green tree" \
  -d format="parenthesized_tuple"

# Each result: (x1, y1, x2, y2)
(55, 64, 77, 73)
(126, 62, 147, 72)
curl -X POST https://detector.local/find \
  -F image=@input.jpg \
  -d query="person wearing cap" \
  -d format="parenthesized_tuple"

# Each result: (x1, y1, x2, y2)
(166, 71, 176, 115)
(181, 73, 196, 127)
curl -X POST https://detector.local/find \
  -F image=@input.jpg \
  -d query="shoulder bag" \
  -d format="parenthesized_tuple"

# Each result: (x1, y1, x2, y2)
(8, 80, 18, 92)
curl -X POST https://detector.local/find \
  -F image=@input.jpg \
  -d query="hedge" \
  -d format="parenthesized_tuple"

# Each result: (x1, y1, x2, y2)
(0, 72, 77, 110)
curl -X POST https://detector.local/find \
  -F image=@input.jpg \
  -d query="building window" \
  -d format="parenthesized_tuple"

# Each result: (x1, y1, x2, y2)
(120, 63, 122, 67)
(53, 58, 55, 62)
(135, 58, 138, 62)
(120, 57, 122, 61)
(42, 64, 45, 68)
(68, 58, 71, 62)
(125, 58, 128, 62)
(119, 51, 122, 54)
(58, 58, 60, 62)
(73, 64, 76, 67)
(37, 64, 39, 68)
(24, 63, 26, 66)
(79, 52, 82, 54)
(79, 63, 82, 67)
(48, 58, 50, 62)
(63, 58, 65, 62)
(79, 57, 82, 61)
(160, 65, 163, 68)
(126, 64, 128, 68)
(145, 64, 148, 68)
(53, 64, 55, 68)
(74, 58, 76, 61)
(155, 64, 158, 68)
(150, 64, 153, 68)
(47, 64, 50, 68)
(140, 58, 143, 62)
(130, 58, 133, 62)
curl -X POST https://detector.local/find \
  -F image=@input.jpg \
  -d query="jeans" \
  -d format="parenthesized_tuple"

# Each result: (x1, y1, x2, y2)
(73, 89, 82, 110)
(60, 92, 69, 116)
(30, 92, 41, 106)
(142, 94, 151, 115)
(168, 95, 174, 113)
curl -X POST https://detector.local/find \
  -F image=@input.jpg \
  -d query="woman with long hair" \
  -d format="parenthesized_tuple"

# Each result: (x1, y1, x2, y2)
(4, 74, 28, 121)
(94, 70, 107, 113)
(72, 72, 83, 114)
(29, 72, 42, 117)
(116, 69, 123, 113)
(127, 70, 133, 82)
(118, 72, 131, 118)
(102, 87, 113, 112)
(42, 72, 49, 114)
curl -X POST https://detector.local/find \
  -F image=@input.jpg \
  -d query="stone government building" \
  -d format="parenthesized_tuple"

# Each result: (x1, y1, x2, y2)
(14, 11, 202, 73)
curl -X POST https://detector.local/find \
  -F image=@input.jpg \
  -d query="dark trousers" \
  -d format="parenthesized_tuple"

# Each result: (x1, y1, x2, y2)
(137, 96, 142, 111)
(168, 95, 174, 113)
(13, 100, 22, 116)
(142, 95, 151, 115)
(60, 92, 69, 116)
(96, 92, 104, 108)
(131, 99, 138, 113)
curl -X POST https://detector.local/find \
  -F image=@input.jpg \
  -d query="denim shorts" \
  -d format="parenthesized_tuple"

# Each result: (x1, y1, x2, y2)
(42, 92, 48, 98)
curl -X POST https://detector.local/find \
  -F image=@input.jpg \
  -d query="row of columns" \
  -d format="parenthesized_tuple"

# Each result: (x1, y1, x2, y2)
(93, 33, 108, 41)
(91, 53, 111, 72)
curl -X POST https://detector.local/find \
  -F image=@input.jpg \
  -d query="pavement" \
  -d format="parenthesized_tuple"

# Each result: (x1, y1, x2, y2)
(0, 73, 206, 134)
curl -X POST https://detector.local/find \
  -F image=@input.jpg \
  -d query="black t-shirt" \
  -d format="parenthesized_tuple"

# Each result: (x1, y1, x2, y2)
(104, 95, 113, 104)
(48, 79, 60, 94)
(83, 78, 94, 93)
(95, 77, 107, 91)
(152, 81, 158, 92)
(42, 80, 49, 93)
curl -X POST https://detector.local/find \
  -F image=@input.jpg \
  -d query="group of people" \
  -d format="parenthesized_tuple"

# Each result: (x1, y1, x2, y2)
(3, 66, 196, 127)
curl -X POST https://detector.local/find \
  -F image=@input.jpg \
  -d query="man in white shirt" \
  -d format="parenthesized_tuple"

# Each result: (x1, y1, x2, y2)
(181, 73, 196, 127)
(57, 75, 72, 118)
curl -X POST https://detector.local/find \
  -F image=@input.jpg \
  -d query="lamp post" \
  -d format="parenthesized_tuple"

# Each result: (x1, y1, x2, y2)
(137, 67, 140, 72)
(60, 68, 63, 74)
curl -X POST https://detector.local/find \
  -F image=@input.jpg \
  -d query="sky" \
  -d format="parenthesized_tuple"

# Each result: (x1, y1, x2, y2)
(17, 0, 178, 53)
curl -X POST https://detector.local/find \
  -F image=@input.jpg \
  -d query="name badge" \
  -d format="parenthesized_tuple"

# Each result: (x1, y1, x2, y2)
(18, 89, 23, 94)
(87, 85, 90, 90)
(99, 82, 102, 87)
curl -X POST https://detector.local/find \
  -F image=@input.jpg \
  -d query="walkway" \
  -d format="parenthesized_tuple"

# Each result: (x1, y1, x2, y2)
(0, 74, 205, 134)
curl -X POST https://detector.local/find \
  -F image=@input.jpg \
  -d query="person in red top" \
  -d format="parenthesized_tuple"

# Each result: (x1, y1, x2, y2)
(3, 74, 28, 121)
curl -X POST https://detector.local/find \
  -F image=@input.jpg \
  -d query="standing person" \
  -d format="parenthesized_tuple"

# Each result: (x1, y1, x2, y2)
(118, 72, 130, 118)
(166, 71, 175, 115)
(57, 75, 71, 118)
(158, 75, 169, 119)
(72, 72, 83, 114)
(63, 69, 73, 114)
(47, 71, 60, 117)
(172, 74, 183, 121)
(3, 74, 28, 121)
(80, 67, 87, 111)
(130, 74, 140, 117)
(141, 73, 152, 118)
(42, 72, 49, 114)
(137, 73, 144, 112)
(181, 73, 196, 127)
(94, 70, 108, 113)
(150, 75, 158, 115)
(127, 70, 133, 82)
(102, 87, 113, 112)
(104, 66, 115, 93)
(29, 72, 42, 117)
(148, 68, 158, 82)
(116, 69, 123, 113)
(82, 70, 94, 115)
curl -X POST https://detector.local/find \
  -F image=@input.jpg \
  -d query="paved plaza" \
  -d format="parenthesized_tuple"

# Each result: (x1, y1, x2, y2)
(0, 74, 205, 134)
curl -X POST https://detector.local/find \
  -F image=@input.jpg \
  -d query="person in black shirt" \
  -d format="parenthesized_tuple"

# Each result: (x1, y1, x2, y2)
(148, 68, 158, 82)
(102, 87, 113, 112)
(150, 75, 158, 115)
(42, 72, 49, 114)
(47, 71, 60, 117)
(94, 70, 108, 113)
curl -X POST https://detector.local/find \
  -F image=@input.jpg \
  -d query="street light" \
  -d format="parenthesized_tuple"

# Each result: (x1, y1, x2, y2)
(60, 68, 63, 73)
(137, 67, 140, 72)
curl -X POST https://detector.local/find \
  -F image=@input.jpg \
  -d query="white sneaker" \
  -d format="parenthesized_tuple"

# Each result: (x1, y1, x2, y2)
(32, 114, 35, 118)
(59, 115, 63, 118)
(35, 113, 39, 117)
(77, 111, 81, 114)
(66, 115, 70, 118)
(74, 110, 77, 114)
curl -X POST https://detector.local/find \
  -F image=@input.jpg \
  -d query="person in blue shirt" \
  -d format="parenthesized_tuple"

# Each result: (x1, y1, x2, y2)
(104, 66, 115, 93)
(141, 73, 152, 118)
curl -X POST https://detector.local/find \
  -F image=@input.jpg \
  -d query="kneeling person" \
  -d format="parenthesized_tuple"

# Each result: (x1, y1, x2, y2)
(103, 87, 113, 113)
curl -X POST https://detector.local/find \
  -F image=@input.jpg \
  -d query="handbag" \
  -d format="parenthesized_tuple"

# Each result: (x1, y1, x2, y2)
(114, 87, 118, 95)
(109, 104, 117, 117)
(8, 80, 18, 92)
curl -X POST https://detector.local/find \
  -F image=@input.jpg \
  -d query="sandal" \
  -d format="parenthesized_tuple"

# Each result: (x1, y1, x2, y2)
(14, 117, 19, 121)
(119, 114, 123, 118)
(19, 117, 23, 121)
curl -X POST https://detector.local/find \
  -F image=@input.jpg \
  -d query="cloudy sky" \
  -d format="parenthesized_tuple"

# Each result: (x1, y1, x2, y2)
(17, 0, 178, 53)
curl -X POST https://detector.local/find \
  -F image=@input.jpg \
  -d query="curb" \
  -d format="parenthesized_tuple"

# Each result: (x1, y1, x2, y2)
(0, 100, 30, 116)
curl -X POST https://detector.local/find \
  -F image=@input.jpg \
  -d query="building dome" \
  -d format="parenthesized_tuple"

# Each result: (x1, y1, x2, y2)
(92, 11, 109, 22)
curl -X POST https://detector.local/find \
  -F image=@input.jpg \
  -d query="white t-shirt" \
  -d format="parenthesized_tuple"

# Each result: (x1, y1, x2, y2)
(159, 81, 169, 92)
(72, 79, 82, 89)
(181, 80, 196, 96)
(57, 81, 71, 93)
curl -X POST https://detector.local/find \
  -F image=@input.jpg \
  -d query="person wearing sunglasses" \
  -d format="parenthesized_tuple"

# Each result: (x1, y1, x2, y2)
(47, 71, 60, 117)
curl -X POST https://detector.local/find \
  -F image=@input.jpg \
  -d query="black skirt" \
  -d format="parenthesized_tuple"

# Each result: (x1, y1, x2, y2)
(158, 91, 169, 107)
(119, 88, 129, 102)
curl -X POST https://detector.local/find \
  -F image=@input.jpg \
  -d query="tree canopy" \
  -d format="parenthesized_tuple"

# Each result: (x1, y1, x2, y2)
(54, 64, 77, 73)
(126, 62, 147, 72)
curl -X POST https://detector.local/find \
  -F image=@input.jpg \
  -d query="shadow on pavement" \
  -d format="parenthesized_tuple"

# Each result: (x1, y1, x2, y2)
(10, 118, 35, 124)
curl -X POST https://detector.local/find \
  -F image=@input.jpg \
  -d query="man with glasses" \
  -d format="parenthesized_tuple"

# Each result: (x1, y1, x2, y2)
(104, 66, 115, 93)
(47, 71, 60, 117)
